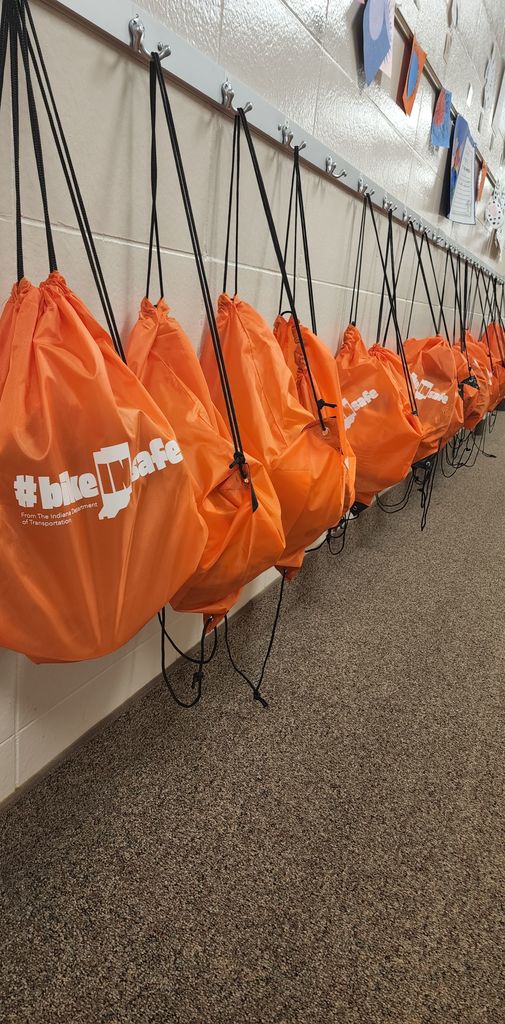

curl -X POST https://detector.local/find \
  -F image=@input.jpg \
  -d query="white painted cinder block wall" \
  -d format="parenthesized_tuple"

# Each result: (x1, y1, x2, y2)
(0, 0, 503, 804)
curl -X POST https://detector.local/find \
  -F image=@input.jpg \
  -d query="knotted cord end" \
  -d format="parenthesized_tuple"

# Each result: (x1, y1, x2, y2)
(253, 688, 269, 709)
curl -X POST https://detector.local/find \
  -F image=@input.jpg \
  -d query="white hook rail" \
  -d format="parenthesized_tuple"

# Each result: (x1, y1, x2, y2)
(40, 0, 503, 282)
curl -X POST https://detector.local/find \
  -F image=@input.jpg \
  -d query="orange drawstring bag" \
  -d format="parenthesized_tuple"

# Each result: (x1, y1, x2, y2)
(439, 250, 488, 430)
(463, 332, 492, 413)
(128, 302, 284, 622)
(274, 314, 356, 513)
(335, 201, 422, 507)
(202, 112, 352, 576)
(484, 322, 505, 403)
(467, 272, 501, 415)
(126, 60, 284, 628)
(451, 342, 487, 430)
(0, 6, 207, 663)
(273, 146, 356, 514)
(373, 337, 461, 458)
(373, 224, 461, 461)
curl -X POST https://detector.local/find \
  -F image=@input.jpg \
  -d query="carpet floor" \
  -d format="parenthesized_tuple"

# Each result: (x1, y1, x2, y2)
(1, 420, 504, 1024)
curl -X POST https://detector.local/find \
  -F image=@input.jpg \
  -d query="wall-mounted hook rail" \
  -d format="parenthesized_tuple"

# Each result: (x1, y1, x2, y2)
(221, 80, 253, 114)
(36, 0, 502, 283)
(326, 157, 347, 180)
(129, 15, 171, 60)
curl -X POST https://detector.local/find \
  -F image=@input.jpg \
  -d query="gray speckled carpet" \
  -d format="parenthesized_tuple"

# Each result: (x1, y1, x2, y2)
(1, 419, 505, 1024)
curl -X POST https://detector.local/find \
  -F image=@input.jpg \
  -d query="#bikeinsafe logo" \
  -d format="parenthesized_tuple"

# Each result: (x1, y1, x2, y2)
(13, 436, 183, 521)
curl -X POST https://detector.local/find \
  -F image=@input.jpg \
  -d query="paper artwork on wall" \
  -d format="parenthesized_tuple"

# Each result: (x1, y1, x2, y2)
(477, 161, 488, 202)
(363, 0, 393, 85)
(402, 36, 426, 115)
(431, 88, 452, 148)
(485, 195, 504, 233)
(380, 0, 395, 77)
(448, 114, 476, 224)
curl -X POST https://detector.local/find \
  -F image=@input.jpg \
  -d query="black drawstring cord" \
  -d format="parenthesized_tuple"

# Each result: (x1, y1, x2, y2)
(0, 0, 9, 110)
(237, 108, 328, 432)
(366, 197, 418, 416)
(159, 608, 214, 708)
(380, 222, 409, 345)
(437, 247, 450, 338)
(223, 113, 240, 296)
(486, 275, 505, 364)
(151, 55, 257, 509)
(294, 147, 317, 335)
(405, 233, 422, 339)
(412, 230, 438, 336)
(8, 2, 23, 283)
(18, 0, 125, 360)
(326, 515, 349, 555)
(278, 158, 297, 316)
(146, 58, 165, 302)
(412, 448, 439, 531)
(422, 230, 450, 341)
(376, 474, 414, 514)
(157, 610, 218, 666)
(448, 249, 472, 374)
(350, 199, 367, 326)
(305, 515, 349, 555)
(475, 269, 494, 370)
(223, 569, 287, 708)
(375, 213, 392, 345)
(13, 0, 56, 274)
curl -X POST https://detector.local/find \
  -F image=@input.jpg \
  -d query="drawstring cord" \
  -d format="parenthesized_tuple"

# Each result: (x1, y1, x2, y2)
(17, 0, 125, 359)
(422, 230, 450, 341)
(376, 475, 414, 514)
(151, 55, 257, 510)
(223, 113, 240, 297)
(350, 199, 367, 326)
(366, 198, 418, 416)
(414, 449, 439, 532)
(224, 569, 287, 708)
(237, 107, 329, 431)
(159, 608, 215, 708)
(145, 58, 165, 302)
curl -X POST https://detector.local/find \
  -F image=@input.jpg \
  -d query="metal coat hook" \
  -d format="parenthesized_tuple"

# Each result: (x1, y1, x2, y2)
(357, 178, 375, 198)
(129, 15, 171, 60)
(221, 81, 253, 114)
(326, 157, 347, 180)
(382, 197, 397, 213)
(278, 123, 306, 150)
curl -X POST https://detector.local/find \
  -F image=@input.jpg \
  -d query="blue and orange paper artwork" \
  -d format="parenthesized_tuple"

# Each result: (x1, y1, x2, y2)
(402, 36, 426, 115)
(431, 88, 452, 147)
(363, 0, 392, 86)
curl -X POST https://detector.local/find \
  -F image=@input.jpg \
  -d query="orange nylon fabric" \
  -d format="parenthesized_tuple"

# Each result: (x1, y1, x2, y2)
(0, 274, 207, 664)
(127, 297, 285, 622)
(451, 344, 487, 431)
(485, 323, 505, 402)
(201, 295, 351, 577)
(464, 332, 493, 420)
(374, 335, 460, 461)
(335, 324, 422, 506)
(273, 314, 356, 513)
(480, 345, 501, 413)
